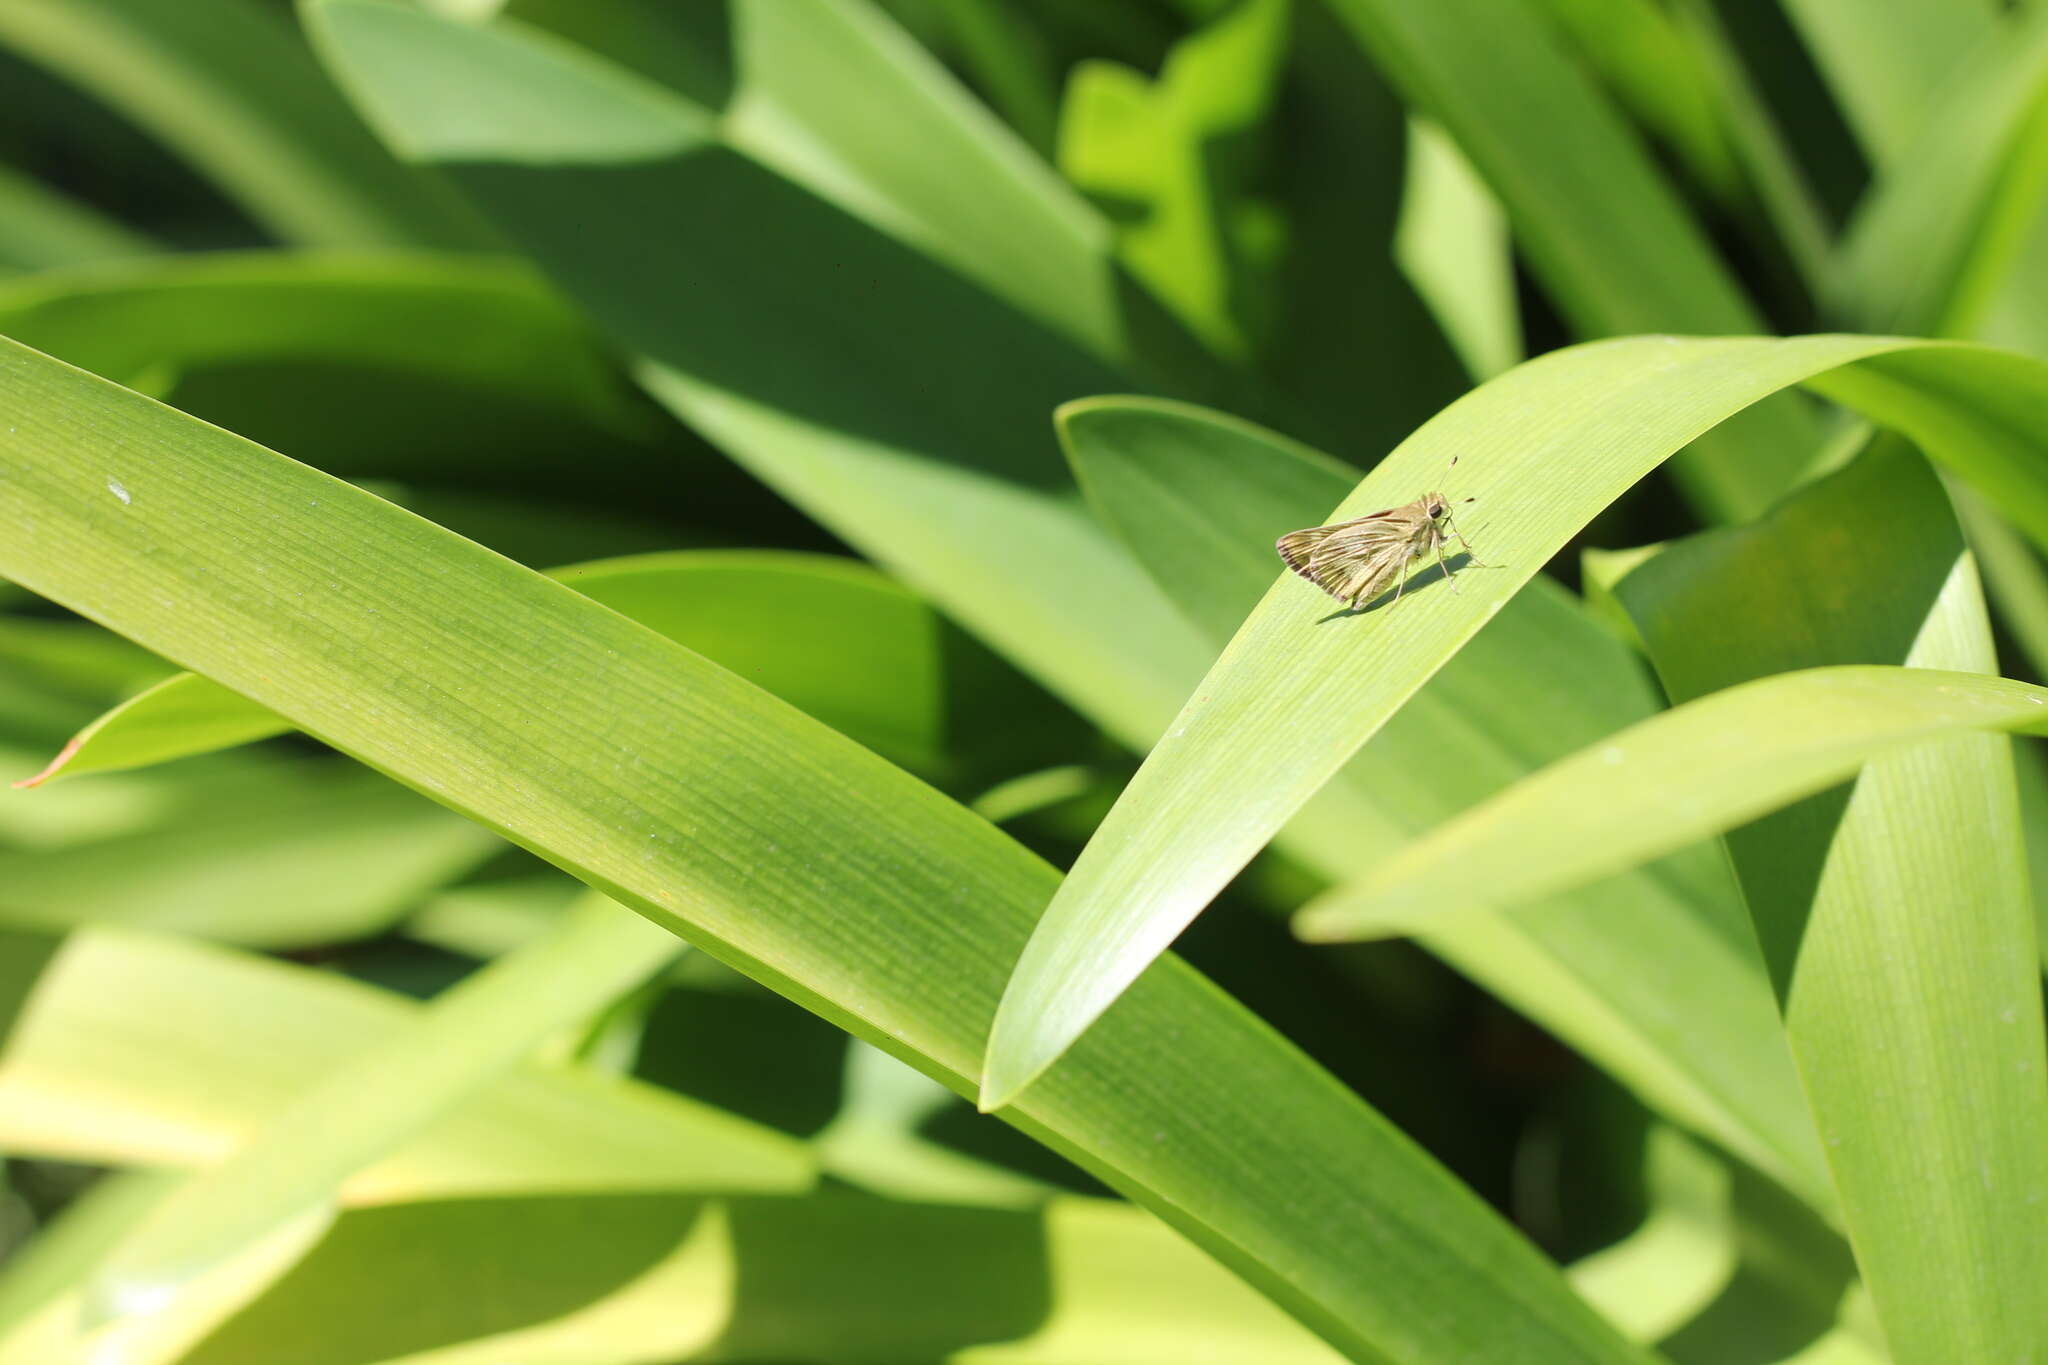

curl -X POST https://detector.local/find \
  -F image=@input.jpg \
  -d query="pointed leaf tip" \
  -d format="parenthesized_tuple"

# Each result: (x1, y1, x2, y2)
(977, 998, 1049, 1112)
(976, 1036, 1054, 1114)
(11, 738, 80, 790)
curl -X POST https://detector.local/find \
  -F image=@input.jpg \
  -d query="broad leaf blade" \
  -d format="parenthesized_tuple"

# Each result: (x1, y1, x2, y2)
(1395, 118, 1520, 381)
(984, 333, 1898, 1109)
(0, 0, 485, 248)
(0, 925, 813, 1196)
(1296, 666, 2048, 935)
(1296, 658, 2048, 1364)
(117, 1194, 1348, 1365)
(1320, 0, 1819, 519)
(1058, 394, 1827, 1206)
(1839, 10, 2048, 336)
(0, 329, 1649, 1361)
(1608, 440, 2048, 1364)
(0, 758, 496, 947)
(0, 252, 652, 437)
(980, 334, 2048, 1110)
(1775, 0, 2002, 169)
(721, 0, 1133, 366)
(310, 0, 1224, 755)
(27, 551, 1074, 787)
(85, 893, 685, 1325)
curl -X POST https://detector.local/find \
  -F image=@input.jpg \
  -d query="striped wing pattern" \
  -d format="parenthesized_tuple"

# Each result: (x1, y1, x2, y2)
(1276, 508, 1432, 606)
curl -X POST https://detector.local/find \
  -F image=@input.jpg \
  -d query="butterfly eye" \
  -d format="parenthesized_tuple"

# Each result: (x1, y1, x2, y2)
(1429, 502, 1445, 518)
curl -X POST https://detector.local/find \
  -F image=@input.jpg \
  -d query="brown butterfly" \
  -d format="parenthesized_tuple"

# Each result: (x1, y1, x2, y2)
(1276, 459, 1489, 610)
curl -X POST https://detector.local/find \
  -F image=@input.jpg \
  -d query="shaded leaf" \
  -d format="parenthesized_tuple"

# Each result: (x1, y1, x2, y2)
(0, 306, 1649, 1363)
(0, 0, 486, 247)
(980, 334, 2048, 1110)
(85, 894, 685, 1326)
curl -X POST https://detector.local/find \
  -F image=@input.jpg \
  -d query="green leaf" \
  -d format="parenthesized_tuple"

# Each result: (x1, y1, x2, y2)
(0, 323, 1649, 1361)
(0, 758, 498, 947)
(310, 0, 1229, 759)
(316, 0, 715, 162)
(85, 893, 686, 1326)
(1297, 666, 2048, 1359)
(1657, 1161, 1883, 1363)
(717, 0, 1140, 368)
(1977, 176, 2048, 358)
(1952, 483, 2048, 682)
(1254, 3, 1475, 452)
(140, 1193, 1348, 1365)
(0, 615, 173, 703)
(1056, 394, 1827, 1205)
(1565, 1127, 1735, 1345)
(1320, 437, 2048, 1359)
(0, 925, 813, 1194)
(22, 550, 1078, 787)
(0, 256, 690, 506)
(919, 0, 1061, 154)
(1666, 0, 1839, 300)
(547, 550, 1082, 785)
(0, 165, 159, 276)
(10, 672, 293, 789)
(0, 251, 652, 437)
(978, 333, 2048, 1111)
(1530, 0, 1837, 301)
(2018, 745, 2048, 973)
(0, 1171, 180, 1342)
(1530, 0, 1744, 199)
(1394, 117, 1520, 380)
(405, 873, 583, 963)
(1056, 0, 1290, 357)
(440, 0, 1145, 370)
(1294, 666, 2048, 936)
(1318, 0, 1819, 519)
(1604, 439, 2048, 1365)
(0, 0, 487, 248)
(1775, 0, 2003, 170)
(299, 0, 1451, 861)
(1839, 10, 2048, 336)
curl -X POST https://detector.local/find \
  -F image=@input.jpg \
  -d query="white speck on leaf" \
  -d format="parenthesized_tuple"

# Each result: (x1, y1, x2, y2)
(1599, 745, 1624, 765)
(106, 478, 131, 505)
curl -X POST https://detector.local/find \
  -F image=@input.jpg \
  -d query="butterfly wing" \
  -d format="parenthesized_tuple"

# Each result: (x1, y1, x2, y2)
(1276, 509, 1404, 578)
(1278, 509, 1422, 603)
(1275, 521, 1350, 579)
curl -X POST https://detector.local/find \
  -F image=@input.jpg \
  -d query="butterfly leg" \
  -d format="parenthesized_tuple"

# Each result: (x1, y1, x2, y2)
(1445, 516, 1496, 567)
(1436, 535, 1459, 594)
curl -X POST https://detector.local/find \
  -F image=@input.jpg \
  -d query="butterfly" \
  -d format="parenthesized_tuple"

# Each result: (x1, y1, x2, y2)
(1275, 459, 1489, 610)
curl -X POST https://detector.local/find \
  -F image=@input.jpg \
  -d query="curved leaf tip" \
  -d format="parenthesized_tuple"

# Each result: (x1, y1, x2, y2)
(10, 737, 79, 789)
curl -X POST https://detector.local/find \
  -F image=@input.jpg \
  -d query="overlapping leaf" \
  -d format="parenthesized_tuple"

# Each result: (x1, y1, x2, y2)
(981, 335, 2048, 1110)
(0, 329, 1649, 1363)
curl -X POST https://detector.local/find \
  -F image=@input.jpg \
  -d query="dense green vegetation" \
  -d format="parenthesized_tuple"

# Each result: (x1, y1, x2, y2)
(1, 1, 2045, 1362)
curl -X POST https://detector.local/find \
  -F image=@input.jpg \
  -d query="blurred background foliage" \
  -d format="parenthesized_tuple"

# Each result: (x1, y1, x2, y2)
(0, 0, 2044, 1362)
